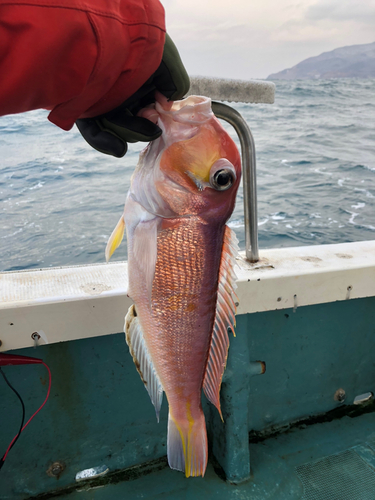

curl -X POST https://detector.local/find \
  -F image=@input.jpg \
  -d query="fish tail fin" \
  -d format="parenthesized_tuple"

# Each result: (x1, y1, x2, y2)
(167, 411, 208, 478)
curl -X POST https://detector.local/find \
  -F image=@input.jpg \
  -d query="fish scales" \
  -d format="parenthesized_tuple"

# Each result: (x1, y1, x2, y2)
(106, 94, 241, 477)
(150, 220, 225, 413)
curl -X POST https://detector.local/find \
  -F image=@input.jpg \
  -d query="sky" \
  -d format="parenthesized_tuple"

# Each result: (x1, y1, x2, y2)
(161, 0, 375, 79)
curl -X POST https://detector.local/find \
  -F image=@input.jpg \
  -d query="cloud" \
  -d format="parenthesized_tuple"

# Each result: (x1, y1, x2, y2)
(160, 0, 375, 78)
(275, 20, 342, 44)
(306, 0, 375, 23)
(274, 0, 375, 45)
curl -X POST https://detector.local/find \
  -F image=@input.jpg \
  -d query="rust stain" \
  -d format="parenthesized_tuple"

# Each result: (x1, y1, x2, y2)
(334, 388, 346, 402)
(259, 361, 266, 374)
(46, 461, 66, 479)
(80, 282, 112, 295)
(301, 256, 322, 263)
(336, 253, 353, 259)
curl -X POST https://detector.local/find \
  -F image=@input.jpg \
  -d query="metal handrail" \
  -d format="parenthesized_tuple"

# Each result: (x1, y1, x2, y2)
(212, 101, 259, 262)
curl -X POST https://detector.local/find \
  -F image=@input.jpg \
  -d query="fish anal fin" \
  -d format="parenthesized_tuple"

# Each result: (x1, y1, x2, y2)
(203, 225, 239, 418)
(167, 412, 207, 477)
(105, 214, 125, 262)
(124, 304, 163, 421)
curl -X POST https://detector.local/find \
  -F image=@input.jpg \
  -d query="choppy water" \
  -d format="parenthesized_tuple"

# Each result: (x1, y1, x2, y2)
(1, 79, 374, 271)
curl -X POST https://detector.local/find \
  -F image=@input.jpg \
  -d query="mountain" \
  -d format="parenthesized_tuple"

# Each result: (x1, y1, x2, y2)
(268, 42, 375, 80)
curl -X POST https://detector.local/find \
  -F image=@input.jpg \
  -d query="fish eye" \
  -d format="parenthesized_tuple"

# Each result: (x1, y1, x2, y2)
(209, 159, 236, 191)
(212, 169, 234, 190)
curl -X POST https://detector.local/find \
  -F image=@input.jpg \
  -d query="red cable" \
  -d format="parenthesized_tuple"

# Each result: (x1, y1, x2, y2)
(2, 361, 51, 462)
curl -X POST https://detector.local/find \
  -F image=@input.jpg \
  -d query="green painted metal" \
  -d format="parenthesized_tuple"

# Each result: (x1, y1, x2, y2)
(1, 297, 375, 498)
(245, 297, 375, 433)
(208, 315, 253, 483)
(0, 335, 169, 498)
(24, 412, 375, 499)
(209, 297, 375, 482)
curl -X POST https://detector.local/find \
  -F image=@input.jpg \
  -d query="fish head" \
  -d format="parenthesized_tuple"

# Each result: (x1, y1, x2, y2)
(131, 95, 241, 223)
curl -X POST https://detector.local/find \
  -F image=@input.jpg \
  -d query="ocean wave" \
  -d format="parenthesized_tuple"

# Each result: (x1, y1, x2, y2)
(355, 188, 374, 198)
(1, 79, 375, 270)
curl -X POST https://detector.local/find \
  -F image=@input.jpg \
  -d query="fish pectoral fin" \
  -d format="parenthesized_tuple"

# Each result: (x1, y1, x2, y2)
(203, 225, 239, 419)
(132, 218, 159, 301)
(124, 304, 163, 421)
(105, 215, 125, 262)
(167, 412, 208, 478)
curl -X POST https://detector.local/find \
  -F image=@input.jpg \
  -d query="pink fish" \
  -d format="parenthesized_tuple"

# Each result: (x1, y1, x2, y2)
(106, 94, 241, 477)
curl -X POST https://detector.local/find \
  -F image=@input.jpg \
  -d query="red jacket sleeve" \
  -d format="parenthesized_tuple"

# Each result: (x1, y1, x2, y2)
(0, 0, 165, 130)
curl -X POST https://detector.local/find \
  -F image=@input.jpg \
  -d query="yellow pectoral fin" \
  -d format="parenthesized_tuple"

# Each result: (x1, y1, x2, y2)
(105, 215, 125, 262)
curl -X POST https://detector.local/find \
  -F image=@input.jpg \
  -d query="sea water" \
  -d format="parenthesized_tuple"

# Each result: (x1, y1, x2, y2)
(0, 79, 374, 271)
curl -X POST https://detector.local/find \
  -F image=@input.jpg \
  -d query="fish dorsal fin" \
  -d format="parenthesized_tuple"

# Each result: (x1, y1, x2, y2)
(105, 214, 125, 262)
(125, 304, 164, 421)
(203, 226, 239, 419)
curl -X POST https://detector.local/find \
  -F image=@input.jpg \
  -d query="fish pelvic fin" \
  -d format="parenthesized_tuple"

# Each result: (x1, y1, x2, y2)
(125, 304, 163, 421)
(203, 225, 239, 419)
(105, 214, 125, 262)
(167, 411, 208, 478)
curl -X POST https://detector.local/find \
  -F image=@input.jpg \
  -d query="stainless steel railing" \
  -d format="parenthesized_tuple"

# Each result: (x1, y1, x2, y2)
(212, 101, 259, 262)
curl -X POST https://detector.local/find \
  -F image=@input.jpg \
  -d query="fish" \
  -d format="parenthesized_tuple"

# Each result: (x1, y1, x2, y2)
(106, 94, 241, 477)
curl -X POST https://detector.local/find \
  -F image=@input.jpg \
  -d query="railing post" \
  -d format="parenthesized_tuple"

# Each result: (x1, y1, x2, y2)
(212, 102, 259, 262)
(209, 315, 252, 483)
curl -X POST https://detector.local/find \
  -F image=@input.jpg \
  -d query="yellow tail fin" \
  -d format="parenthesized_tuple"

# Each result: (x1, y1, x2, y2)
(167, 412, 208, 477)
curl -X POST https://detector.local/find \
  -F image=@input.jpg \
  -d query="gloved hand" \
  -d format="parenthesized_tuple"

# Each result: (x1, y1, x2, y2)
(76, 34, 190, 157)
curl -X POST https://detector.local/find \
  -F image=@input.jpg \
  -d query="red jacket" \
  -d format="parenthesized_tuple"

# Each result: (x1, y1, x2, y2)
(0, 0, 165, 130)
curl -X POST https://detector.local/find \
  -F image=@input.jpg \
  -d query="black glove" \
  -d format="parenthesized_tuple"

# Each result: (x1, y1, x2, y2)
(76, 34, 190, 158)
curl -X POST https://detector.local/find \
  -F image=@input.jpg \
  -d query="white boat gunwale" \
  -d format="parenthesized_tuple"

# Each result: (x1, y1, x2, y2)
(1, 239, 375, 352)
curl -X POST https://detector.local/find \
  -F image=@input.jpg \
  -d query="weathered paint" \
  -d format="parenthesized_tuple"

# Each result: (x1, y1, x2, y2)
(0, 334, 169, 498)
(61, 413, 375, 500)
(1, 295, 375, 497)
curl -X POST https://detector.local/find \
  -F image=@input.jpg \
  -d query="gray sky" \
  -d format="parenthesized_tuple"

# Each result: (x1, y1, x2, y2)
(162, 0, 375, 79)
